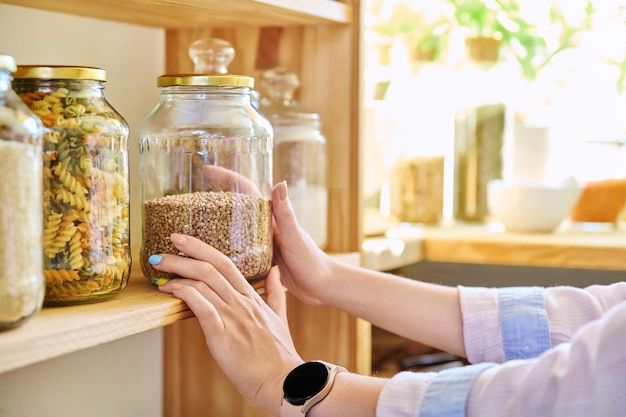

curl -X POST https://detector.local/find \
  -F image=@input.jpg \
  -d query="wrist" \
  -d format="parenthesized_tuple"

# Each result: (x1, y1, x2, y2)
(320, 259, 354, 307)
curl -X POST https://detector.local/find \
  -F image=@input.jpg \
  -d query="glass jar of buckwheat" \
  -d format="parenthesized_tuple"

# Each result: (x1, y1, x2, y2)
(138, 70, 274, 288)
(12, 65, 131, 306)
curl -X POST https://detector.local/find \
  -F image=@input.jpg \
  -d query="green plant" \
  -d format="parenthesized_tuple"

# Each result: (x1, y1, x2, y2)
(448, 0, 594, 79)
(368, 0, 452, 61)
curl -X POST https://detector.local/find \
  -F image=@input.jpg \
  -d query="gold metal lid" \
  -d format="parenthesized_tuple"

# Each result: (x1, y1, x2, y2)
(12, 65, 107, 81)
(157, 74, 254, 88)
(0, 54, 17, 73)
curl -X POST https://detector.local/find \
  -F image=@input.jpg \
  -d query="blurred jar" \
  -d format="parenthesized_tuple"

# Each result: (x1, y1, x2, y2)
(387, 60, 452, 225)
(390, 154, 444, 225)
(568, 138, 626, 228)
(13, 65, 131, 306)
(453, 37, 510, 222)
(139, 68, 273, 287)
(260, 67, 328, 248)
(0, 54, 45, 330)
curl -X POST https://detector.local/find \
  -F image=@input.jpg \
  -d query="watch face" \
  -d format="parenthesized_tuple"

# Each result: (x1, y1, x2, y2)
(283, 361, 330, 405)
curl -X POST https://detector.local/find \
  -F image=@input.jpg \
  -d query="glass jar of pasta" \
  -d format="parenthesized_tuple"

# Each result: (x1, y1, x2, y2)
(138, 71, 273, 289)
(0, 54, 45, 330)
(12, 65, 131, 306)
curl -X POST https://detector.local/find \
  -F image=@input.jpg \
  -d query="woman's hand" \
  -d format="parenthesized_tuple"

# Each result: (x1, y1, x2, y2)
(271, 181, 339, 306)
(152, 233, 303, 415)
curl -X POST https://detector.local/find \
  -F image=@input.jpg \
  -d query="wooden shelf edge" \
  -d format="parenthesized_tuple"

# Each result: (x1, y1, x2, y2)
(0, 251, 360, 375)
(5, 0, 352, 29)
(0, 276, 193, 375)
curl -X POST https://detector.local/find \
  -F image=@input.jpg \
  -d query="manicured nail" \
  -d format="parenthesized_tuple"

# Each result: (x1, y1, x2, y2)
(151, 277, 169, 286)
(279, 181, 288, 201)
(171, 234, 187, 245)
(149, 254, 163, 265)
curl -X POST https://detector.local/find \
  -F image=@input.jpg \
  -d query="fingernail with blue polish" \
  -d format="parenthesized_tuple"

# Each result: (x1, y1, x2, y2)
(149, 254, 163, 265)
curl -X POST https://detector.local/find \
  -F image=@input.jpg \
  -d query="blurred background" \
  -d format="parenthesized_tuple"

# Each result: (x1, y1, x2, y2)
(362, 0, 626, 234)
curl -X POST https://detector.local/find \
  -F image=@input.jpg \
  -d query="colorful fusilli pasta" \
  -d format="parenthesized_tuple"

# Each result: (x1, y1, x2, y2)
(15, 75, 131, 305)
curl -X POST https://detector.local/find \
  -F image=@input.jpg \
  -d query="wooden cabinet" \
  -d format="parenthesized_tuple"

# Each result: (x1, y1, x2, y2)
(2, 1, 367, 416)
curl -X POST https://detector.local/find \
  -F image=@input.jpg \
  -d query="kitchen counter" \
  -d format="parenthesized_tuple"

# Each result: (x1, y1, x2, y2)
(364, 222, 626, 272)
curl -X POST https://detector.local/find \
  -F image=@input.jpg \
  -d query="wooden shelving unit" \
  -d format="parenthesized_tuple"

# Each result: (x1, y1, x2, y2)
(4, 1, 363, 416)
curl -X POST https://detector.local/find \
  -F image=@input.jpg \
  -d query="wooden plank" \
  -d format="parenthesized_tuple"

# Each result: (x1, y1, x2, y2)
(5, 0, 352, 28)
(0, 273, 193, 375)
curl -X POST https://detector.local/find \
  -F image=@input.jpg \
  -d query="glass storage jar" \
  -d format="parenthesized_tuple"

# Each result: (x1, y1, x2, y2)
(139, 72, 273, 287)
(0, 54, 45, 330)
(386, 61, 452, 225)
(13, 65, 131, 306)
(259, 67, 328, 249)
(453, 37, 511, 222)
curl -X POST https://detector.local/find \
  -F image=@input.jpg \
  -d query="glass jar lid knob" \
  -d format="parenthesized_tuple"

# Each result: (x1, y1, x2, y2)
(188, 37, 235, 75)
(260, 67, 301, 106)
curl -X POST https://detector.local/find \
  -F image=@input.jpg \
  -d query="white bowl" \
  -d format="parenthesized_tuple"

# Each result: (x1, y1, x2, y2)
(487, 177, 581, 233)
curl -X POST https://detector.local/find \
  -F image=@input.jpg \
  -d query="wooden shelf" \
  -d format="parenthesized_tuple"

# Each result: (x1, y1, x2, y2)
(5, 0, 352, 28)
(0, 252, 360, 376)
(0, 275, 192, 375)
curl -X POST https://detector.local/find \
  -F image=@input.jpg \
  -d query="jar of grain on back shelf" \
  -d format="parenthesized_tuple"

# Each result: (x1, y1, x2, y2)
(0, 54, 45, 330)
(139, 40, 273, 288)
(259, 67, 328, 249)
(13, 65, 131, 306)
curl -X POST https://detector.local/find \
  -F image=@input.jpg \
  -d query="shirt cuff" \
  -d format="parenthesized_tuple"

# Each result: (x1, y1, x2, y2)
(419, 363, 496, 417)
(377, 371, 437, 417)
(498, 287, 551, 360)
(459, 286, 505, 364)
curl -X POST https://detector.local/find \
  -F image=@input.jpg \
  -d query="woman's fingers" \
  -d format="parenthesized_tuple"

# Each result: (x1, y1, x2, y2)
(202, 165, 262, 197)
(169, 233, 251, 293)
(271, 181, 300, 236)
(169, 282, 225, 336)
(264, 266, 287, 324)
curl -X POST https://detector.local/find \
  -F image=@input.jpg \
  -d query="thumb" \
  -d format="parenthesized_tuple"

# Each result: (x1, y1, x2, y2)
(271, 181, 300, 236)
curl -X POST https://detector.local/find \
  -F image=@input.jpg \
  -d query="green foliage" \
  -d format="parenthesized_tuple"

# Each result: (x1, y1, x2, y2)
(448, 0, 594, 79)
(368, 0, 452, 61)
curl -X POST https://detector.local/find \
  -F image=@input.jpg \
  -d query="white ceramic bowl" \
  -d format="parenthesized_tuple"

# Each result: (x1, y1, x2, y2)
(487, 177, 581, 233)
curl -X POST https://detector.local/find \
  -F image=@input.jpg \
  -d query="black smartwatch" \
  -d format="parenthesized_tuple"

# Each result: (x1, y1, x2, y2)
(281, 360, 347, 417)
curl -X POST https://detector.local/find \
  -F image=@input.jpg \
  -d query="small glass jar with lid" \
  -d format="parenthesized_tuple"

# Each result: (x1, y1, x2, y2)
(12, 65, 131, 306)
(138, 65, 274, 287)
(0, 54, 45, 330)
(259, 67, 328, 249)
